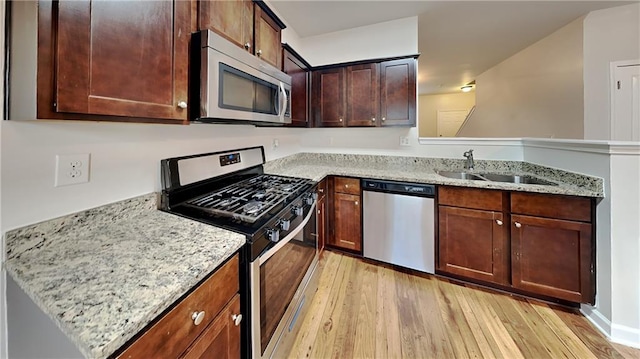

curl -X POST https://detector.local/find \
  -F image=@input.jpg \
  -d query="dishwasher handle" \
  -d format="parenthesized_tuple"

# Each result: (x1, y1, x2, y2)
(362, 179, 435, 197)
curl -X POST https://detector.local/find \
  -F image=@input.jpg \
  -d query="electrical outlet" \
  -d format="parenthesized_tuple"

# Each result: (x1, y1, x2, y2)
(400, 136, 411, 146)
(55, 154, 90, 187)
(272, 138, 279, 149)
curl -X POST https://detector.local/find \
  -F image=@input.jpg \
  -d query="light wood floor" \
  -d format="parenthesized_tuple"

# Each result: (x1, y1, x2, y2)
(289, 251, 640, 359)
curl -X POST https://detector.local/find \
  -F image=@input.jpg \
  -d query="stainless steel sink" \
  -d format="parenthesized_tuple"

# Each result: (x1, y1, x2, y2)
(436, 170, 558, 186)
(436, 171, 486, 181)
(478, 173, 558, 186)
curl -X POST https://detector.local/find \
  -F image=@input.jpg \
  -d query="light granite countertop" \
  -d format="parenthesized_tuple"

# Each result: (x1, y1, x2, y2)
(3, 193, 246, 359)
(264, 153, 604, 198)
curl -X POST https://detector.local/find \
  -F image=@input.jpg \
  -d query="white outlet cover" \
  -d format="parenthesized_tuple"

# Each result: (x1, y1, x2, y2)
(55, 154, 90, 187)
(400, 136, 411, 146)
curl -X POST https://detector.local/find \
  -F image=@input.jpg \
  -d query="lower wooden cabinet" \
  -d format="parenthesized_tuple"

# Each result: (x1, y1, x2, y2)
(117, 255, 240, 358)
(437, 186, 596, 304)
(316, 179, 328, 253)
(438, 206, 508, 285)
(182, 295, 241, 359)
(327, 177, 362, 253)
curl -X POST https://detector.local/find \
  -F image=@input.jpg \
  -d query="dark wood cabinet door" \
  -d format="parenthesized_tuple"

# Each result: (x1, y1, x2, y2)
(313, 68, 346, 127)
(346, 64, 379, 127)
(331, 193, 362, 252)
(379, 58, 416, 126)
(511, 215, 594, 303)
(282, 48, 309, 127)
(182, 295, 241, 359)
(438, 206, 509, 285)
(53, 0, 191, 121)
(254, 5, 282, 69)
(198, 0, 253, 52)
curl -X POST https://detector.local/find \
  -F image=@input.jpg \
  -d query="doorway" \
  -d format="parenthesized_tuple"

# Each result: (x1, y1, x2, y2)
(611, 61, 640, 141)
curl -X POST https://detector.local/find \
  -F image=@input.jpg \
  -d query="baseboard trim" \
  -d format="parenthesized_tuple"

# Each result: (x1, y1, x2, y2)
(581, 306, 640, 349)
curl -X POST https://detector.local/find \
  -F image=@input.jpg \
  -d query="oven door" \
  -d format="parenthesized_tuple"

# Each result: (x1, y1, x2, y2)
(250, 202, 318, 359)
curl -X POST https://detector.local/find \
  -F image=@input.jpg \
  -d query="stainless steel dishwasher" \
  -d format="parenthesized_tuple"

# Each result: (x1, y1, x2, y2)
(362, 179, 436, 273)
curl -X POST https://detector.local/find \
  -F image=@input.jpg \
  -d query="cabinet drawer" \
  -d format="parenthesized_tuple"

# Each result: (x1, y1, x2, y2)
(118, 255, 239, 359)
(511, 192, 592, 222)
(334, 177, 360, 195)
(438, 186, 504, 211)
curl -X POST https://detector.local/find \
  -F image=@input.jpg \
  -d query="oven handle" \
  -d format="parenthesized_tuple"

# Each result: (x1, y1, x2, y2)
(259, 201, 316, 265)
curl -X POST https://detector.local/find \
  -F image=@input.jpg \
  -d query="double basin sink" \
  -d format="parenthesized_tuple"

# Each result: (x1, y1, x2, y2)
(437, 171, 558, 186)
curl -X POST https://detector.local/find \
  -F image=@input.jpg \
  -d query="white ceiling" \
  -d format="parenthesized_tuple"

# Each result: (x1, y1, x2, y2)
(269, 0, 635, 94)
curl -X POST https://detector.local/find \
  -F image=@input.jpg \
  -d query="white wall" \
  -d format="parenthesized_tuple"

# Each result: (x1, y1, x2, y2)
(418, 92, 476, 137)
(459, 16, 584, 139)
(583, 3, 640, 140)
(298, 17, 418, 66)
(1, 0, 7, 356)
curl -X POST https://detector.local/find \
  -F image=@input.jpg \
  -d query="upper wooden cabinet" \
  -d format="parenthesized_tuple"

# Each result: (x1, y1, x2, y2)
(380, 58, 417, 127)
(198, 0, 285, 69)
(312, 56, 418, 127)
(198, 0, 253, 51)
(282, 45, 312, 127)
(36, 0, 191, 123)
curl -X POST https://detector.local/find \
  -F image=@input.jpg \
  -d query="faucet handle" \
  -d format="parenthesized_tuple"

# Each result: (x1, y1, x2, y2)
(463, 149, 474, 158)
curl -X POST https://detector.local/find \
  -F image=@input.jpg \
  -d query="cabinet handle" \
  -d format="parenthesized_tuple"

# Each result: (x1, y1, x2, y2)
(339, 118, 343, 122)
(382, 117, 386, 121)
(231, 313, 243, 326)
(191, 311, 205, 326)
(256, 49, 263, 57)
(496, 219, 503, 226)
(345, 184, 349, 188)
(318, 188, 324, 193)
(317, 209, 321, 214)
(177, 101, 187, 109)
(355, 201, 359, 206)
(372, 117, 376, 122)
(244, 42, 251, 50)
(514, 222, 522, 228)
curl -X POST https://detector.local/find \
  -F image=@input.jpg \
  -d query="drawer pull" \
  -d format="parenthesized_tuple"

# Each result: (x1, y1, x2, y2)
(514, 222, 522, 228)
(355, 201, 359, 206)
(191, 311, 205, 326)
(318, 188, 324, 193)
(232, 313, 243, 326)
(345, 184, 349, 188)
(496, 219, 503, 226)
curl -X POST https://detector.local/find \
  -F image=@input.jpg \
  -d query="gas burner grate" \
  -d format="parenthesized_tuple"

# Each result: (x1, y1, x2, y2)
(183, 174, 312, 223)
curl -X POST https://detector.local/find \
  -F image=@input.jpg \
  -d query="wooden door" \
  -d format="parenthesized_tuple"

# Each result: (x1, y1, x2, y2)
(331, 193, 362, 252)
(511, 215, 594, 303)
(346, 64, 379, 127)
(53, 0, 191, 121)
(198, 0, 253, 52)
(438, 206, 508, 285)
(379, 58, 416, 126)
(254, 5, 282, 69)
(181, 295, 241, 359)
(282, 47, 309, 127)
(313, 68, 346, 127)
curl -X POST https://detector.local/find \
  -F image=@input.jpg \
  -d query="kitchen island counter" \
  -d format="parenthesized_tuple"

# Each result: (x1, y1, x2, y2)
(4, 193, 245, 359)
(264, 152, 604, 198)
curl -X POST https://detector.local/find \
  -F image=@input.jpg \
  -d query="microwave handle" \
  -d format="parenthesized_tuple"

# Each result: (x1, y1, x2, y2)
(278, 82, 288, 121)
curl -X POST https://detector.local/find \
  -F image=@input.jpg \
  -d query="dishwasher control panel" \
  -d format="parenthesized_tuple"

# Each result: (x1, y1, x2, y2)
(362, 179, 435, 197)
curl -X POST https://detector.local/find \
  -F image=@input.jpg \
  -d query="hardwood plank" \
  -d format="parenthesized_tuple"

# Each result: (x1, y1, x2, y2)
(330, 255, 362, 358)
(308, 254, 353, 359)
(611, 342, 640, 359)
(465, 288, 524, 359)
(434, 278, 484, 358)
(555, 307, 627, 359)
(288, 252, 341, 358)
(352, 261, 377, 358)
(529, 301, 597, 359)
(375, 265, 401, 359)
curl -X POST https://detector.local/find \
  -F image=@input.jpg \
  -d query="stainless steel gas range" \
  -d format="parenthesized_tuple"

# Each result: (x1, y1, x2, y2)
(160, 146, 319, 359)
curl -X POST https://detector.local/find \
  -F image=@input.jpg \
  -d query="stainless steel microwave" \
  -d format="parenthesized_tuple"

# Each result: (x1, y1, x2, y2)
(191, 30, 292, 125)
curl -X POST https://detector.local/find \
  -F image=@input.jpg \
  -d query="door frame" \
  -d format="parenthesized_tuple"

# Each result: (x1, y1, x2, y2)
(609, 59, 640, 141)
(436, 108, 471, 137)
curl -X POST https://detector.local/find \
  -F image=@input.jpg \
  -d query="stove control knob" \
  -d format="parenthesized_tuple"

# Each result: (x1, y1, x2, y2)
(266, 228, 280, 242)
(279, 219, 290, 231)
(305, 192, 318, 205)
(292, 206, 303, 216)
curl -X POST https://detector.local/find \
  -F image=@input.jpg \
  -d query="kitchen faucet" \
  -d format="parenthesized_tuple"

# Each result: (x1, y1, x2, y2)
(463, 149, 474, 171)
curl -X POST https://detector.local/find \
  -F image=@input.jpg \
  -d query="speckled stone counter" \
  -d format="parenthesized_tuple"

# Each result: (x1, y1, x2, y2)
(264, 153, 604, 197)
(4, 193, 246, 359)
